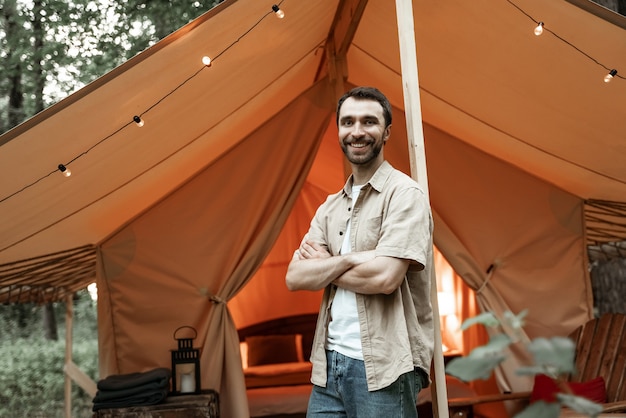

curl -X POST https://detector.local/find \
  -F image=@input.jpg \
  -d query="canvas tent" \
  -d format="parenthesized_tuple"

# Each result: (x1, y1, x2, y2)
(1, 0, 626, 416)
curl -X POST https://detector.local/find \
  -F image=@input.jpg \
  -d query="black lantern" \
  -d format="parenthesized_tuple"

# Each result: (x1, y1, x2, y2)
(171, 325, 201, 395)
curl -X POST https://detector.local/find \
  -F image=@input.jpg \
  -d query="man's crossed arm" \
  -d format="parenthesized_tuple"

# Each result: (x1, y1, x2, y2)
(285, 239, 410, 295)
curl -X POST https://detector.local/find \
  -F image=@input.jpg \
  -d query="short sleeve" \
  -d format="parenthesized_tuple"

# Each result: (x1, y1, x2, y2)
(375, 186, 432, 267)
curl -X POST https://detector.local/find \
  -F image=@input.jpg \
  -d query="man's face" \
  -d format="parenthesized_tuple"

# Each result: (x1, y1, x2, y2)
(337, 97, 390, 166)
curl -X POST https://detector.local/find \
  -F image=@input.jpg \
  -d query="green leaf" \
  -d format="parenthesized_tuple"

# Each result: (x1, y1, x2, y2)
(513, 401, 561, 418)
(473, 333, 512, 354)
(445, 353, 507, 381)
(557, 394, 603, 418)
(516, 366, 554, 376)
(460, 312, 499, 330)
(503, 309, 528, 330)
(445, 334, 512, 381)
(526, 337, 576, 374)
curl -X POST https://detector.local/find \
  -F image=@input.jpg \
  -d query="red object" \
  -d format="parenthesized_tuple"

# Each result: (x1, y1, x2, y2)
(530, 374, 607, 404)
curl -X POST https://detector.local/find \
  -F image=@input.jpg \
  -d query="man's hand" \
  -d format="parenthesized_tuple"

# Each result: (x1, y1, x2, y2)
(287, 238, 358, 291)
(287, 235, 384, 292)
(297, 239, 331, 260)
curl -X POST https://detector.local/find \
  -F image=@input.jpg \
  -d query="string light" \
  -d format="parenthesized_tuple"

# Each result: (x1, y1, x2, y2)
(2, 0, 622, 205)
(0, 1, 288, 205)
(133, 115, 145, 127)
(505, 0, 623, 83)
(604, 69, 618, 83)
(272, 5, 285, 19)
(58, 164, 71, 177)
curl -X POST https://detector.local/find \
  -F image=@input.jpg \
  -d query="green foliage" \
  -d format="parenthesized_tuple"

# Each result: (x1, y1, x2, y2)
(445, 334, 509, 380)
(446, 310, 603, 418)
(0, 290, 97, 340)
(0, 303, 42, 338)
(459, 311, 501, 330)
(518, 337, 577, 377)
(0, 0, 222, 133)
(558, 393, 603, 417)
(0, 336, 98, 417)
(0, 291, 98, 417)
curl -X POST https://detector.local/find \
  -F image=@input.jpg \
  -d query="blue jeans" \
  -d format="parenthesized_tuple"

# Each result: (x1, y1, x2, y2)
(307, 350, 425, 418)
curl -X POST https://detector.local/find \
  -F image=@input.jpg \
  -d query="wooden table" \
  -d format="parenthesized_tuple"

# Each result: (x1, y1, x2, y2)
(93, 391, 219, 418)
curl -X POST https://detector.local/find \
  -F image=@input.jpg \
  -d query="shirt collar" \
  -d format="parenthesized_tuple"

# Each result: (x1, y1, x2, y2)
(342, 160, 393, 196)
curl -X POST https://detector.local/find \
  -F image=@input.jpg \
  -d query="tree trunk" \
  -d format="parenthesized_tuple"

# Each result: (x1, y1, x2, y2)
(32, 0, 45, 113)
(2, 0, 25, 129)
(42, 303, 59, 340)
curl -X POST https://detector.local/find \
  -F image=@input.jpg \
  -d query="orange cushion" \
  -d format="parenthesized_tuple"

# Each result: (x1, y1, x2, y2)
(530, 374, 607, 404)
(245, 334, 301, 367)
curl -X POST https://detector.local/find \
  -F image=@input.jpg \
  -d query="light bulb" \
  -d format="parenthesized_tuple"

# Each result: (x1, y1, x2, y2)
(534, 22, 544, 36)
(58, 164, 72, 177)
(202, 56, 212, 66)
(133, 115, 144, 127)
(272, 5, 284, 19)
(604, 69, 617, 83)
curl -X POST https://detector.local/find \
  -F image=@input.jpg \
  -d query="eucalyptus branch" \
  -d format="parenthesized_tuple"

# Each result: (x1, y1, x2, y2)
(445, 310, 603, 418)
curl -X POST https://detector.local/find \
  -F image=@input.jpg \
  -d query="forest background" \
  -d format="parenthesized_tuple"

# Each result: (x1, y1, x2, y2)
(0, 1, 219, 416)
(0, 0, 624, 417)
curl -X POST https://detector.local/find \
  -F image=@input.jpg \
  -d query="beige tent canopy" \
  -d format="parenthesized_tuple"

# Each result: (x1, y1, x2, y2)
(1, 0, 626, 416)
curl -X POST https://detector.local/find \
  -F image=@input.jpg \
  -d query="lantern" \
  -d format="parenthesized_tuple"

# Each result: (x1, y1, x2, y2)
(171, 326, 201, 395)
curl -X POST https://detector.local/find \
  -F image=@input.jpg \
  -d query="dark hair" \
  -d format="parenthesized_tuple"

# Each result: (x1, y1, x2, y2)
(336, 86, 392, 128)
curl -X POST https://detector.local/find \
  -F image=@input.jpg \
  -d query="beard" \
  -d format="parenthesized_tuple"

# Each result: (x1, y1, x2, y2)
(341, 138, 384, 165)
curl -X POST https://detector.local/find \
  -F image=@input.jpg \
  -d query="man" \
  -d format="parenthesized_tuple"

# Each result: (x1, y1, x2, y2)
(286, 86, 434, 417)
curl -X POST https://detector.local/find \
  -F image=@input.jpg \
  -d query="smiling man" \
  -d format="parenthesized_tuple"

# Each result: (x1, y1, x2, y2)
(286, 86, 435, 417)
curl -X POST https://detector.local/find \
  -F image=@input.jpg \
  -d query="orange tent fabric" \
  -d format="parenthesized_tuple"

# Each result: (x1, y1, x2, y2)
(2, 0, 625, 416)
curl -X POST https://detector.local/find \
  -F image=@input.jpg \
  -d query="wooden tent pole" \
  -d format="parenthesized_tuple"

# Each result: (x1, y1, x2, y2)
(62, 292, 98, 417)
(64, 294, 73, 418)
(394, 0, 449, 417)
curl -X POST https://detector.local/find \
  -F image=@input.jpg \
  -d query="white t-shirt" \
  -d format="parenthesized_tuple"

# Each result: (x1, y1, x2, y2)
(326, 185, 363, 360)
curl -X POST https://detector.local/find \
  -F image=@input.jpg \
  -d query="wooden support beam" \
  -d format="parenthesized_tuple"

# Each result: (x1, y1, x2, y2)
(63, 293, 98, 416)
(315, 0, 369, 83)
(329, 0, 369, 57)
(64, 294, 73, 418)
(64, 361, 97, 398)
(394, 0, 450, 417)
(324, 1, 369, 179)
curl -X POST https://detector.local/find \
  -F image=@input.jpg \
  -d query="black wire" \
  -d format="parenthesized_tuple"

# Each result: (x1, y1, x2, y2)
(0, 1, 286, 204)
(505, 0, 624, 78)
(1, 0, 621, 204)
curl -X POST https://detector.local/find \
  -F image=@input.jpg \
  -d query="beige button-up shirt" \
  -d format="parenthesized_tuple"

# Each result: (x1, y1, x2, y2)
(306, 161, 434, 391)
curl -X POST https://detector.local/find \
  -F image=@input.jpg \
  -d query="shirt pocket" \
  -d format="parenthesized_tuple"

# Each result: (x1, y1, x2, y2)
(360, 215, 382, 250)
